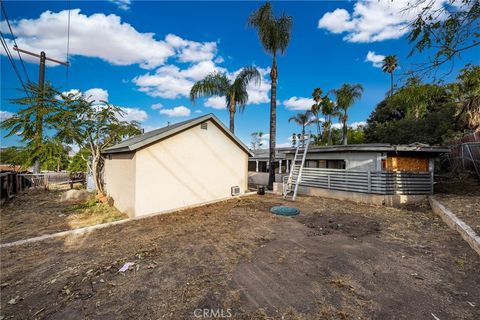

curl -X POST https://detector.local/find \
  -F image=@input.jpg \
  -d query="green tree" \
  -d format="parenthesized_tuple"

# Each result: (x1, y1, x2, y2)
(68, 148, 90, 173)
(248, 1, 293, 188)
(310, 88, 324, 139)
(55, 93, 141, 193)
(331, 84, 364, 145)
(408, 0, 479, 72)
(347, 126, 366, 144)
(288, 111, 312, 147)
(382, 55, 398, 96)
(365, 79, 456, 145)
(1, 81, 60, 172)
(450, 65, 480, 131)
(190, 66, 261, 133)
(0, 146, 29, 171)
(39, 138, 71, 172)
(320, 95, 338, 145)
(291, 133, 297, 147)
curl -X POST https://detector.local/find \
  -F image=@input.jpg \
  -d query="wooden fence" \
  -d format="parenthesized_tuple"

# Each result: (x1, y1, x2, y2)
(1, 172, 86, 204)
(291, 166, 433, 195)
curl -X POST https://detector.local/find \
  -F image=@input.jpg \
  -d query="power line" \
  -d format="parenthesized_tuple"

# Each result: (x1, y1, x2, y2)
(1, 0, 30, 84)
(0, 29, 29, 97)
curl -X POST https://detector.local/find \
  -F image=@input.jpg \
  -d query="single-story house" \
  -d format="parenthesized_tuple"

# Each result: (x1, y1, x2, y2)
(284, 143, 450, 173)
(278, 143, 449, 205)
(103, 114, 252, 218)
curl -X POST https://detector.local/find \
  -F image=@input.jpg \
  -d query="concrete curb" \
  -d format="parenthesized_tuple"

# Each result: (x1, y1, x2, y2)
(429, 196, 480, 256)
(0, 192, 258, 249)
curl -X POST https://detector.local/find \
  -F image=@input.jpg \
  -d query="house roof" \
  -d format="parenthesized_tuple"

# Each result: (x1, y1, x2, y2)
(284, 143, 450, 154)
(103, 113, 253, 156)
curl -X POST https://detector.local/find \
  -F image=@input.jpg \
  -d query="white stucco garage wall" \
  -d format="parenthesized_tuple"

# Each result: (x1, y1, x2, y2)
(104, 152, 136, 217)
(133, 120, 248, 217)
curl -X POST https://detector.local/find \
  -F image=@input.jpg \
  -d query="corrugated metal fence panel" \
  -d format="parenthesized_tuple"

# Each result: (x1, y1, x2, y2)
(291, 166, 432, 195)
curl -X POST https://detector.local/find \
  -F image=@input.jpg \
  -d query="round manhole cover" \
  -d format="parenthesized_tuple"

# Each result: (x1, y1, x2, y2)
(270, 206, 300, 216)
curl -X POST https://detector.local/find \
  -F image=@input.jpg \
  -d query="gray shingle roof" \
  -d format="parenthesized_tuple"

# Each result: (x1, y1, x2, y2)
(103, 113, 253, 155)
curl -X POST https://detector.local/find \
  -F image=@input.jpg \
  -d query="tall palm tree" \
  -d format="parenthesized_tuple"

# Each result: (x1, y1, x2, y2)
(190, 67, 260, 133)
(310, 88, 324, 141)
(331, 83, 364, 145)
(248, 2, 293, 188)
(288, 111, 312, 147)
(320, 95, 338, 145)
(382, 55, 398, 96)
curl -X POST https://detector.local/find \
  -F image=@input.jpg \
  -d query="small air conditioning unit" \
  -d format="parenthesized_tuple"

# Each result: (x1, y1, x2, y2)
(231, 186, 241, 196)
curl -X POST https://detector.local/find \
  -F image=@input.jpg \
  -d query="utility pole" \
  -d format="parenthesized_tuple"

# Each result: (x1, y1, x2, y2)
(13, 46, 69, 173)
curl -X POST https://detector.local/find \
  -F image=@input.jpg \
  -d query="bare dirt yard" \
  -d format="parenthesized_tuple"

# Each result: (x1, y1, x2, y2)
(0, 188, 127, 244)
(1, 194, 479, 319)
(435, 178, 480, 235)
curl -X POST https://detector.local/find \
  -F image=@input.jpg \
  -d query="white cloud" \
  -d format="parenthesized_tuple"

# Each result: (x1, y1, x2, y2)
(0, 9, 174, 69)
(204, 96, 226, 109)
(159, 106, 191, 117)
(165, 34, 217, 63)
(84, 88, 109, 104)
(151, 103, 163, 110)
(365, 51, 385, 68)
(331, 121, 368, 129)
(194, 110, 202, 114)
(0, 10, 219, 70)
(119, 107, 148, 122)
(350, 121, 367, 128)
(318, 0, 448, 43)
(133, 60, 225, 99)
(0, 111, 14, 121)
(109, 0, 131, 11)
(214, 56, 224, 64)
(282, 96, 314, 111)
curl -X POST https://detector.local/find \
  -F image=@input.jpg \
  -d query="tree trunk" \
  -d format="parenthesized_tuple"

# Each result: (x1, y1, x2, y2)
(301, 124, 305, 147)
(268, 54, 278, 189)
(390, 72, 394, 97)
(229, 101, 235, 133)
(327, 115, 332, 145)
(342, 113, 348, 145)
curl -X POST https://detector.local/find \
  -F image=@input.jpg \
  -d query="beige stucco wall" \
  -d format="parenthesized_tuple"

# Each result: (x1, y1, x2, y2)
(104, 152, 136, 217)
(133, 120, 249, 217)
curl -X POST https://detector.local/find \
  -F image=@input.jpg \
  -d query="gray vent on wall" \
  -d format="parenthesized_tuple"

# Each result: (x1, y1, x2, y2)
(201, 122, 208, 130)
(231, 186, 240, 196)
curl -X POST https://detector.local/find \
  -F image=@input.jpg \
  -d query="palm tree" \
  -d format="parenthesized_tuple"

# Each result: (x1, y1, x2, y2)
(331, 84, 364, 145)
(320, 95, 338, 145)
(190, 67, 261, 133)
(382, 55, 398, 96)
(288, 111, 312, 147)
(248, 2, 293, 188)
(310, 88, 324, 140)
(250, 131, 265, 150)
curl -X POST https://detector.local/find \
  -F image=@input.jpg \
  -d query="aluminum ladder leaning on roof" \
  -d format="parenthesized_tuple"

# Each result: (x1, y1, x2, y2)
(283, 133, 312, 201)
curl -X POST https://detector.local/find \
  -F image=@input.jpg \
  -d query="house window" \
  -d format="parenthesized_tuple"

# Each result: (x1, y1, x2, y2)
(305, 160, 319, 168)
(201, 122, 208, 130)
(327, 160, 346, 169)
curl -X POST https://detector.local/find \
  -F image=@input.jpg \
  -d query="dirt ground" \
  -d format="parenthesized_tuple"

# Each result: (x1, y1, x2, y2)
(0, 188, 127, 244)
(435, 178, 480, 235)
(1, 194, 479, 319)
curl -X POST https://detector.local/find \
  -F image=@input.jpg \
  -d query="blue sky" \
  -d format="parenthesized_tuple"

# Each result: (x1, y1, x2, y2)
(1, 0, 479, 148)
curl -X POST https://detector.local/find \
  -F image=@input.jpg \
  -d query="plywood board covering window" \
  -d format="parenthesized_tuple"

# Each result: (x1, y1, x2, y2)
(385, 156, 429, 172)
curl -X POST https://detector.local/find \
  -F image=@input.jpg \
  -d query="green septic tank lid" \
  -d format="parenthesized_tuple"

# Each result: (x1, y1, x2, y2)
(270, 206, 300, 216)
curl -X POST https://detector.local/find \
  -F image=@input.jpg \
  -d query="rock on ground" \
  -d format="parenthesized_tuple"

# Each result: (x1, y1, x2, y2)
(60, 189, 90, 202)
